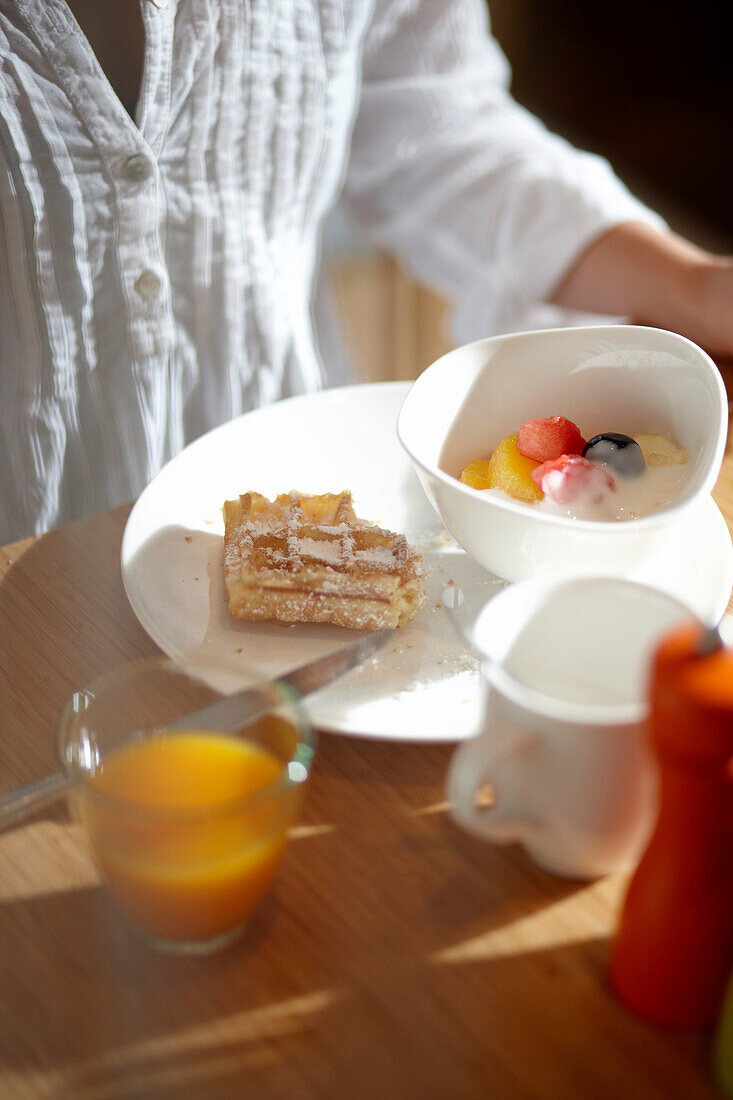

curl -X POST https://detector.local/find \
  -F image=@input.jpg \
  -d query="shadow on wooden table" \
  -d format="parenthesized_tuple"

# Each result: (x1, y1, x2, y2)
(0, 505, 157, 785)
(0, 799, 573, 1051)
(0, 790, 719, 1100)
(0, 875, 716, 1100)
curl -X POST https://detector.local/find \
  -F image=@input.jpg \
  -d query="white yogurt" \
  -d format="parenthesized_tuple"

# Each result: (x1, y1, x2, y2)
(480, 462, 689, 522)
(537, 461, 690, 521)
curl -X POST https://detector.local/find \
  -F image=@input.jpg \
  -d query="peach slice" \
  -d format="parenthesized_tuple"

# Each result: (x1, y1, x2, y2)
(460, 459, 493, 489)
(487, 433, 542, 503)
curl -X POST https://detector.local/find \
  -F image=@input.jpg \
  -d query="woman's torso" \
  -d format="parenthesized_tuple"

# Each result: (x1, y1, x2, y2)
(0, 0, 372, 540)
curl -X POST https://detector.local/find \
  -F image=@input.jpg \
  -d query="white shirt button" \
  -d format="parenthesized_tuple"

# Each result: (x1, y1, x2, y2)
(134, 270, 163, 301)
(123, 154, 153, 182)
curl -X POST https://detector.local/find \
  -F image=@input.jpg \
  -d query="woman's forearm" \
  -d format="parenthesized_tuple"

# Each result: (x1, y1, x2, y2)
(549, 221, 733, 356)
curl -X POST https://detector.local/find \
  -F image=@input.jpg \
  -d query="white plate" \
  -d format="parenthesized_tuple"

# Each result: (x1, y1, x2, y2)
(122, 383, 733, 741)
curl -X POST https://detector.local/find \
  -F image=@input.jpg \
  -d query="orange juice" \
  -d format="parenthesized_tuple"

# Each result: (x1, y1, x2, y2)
(76, 731, 292, 944)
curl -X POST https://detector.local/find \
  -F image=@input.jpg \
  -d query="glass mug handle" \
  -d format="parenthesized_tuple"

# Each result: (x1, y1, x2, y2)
(446, 707, 539, 844)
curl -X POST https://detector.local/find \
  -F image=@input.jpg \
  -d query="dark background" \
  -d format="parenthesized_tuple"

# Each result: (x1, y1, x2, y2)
(489, 1, 733, 252)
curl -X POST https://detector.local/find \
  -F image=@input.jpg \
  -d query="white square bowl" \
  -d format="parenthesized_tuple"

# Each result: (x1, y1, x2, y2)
(397, 325, 728, 581)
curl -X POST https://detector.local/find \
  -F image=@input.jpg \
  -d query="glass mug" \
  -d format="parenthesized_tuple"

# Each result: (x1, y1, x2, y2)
(446, 576, 698, 879)
(56, 655, 315, 953)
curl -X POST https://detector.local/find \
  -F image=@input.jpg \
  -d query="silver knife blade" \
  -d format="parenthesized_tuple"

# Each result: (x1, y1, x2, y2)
(167, 627, 394, 732)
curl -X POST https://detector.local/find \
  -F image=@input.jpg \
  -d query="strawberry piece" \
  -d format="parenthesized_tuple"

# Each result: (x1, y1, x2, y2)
(531, 454, 615, 505)
(517, 416, 586, 463)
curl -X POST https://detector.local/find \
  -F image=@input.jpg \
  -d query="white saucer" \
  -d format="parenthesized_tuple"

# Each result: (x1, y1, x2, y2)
(121, 383, 733, 741)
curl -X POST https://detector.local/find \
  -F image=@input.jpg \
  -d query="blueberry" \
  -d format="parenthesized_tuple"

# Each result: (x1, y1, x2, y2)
(582, 433, 645, 478)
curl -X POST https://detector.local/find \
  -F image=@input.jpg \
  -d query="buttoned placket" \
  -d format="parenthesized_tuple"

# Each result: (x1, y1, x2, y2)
(15, 0, 177, 367)
(116, 0, 177, 364)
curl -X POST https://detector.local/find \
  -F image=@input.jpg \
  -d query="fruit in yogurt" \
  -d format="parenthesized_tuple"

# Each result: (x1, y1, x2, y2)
(532, 454, 615, 505)
(459, 418, 689, 519)
(486, 433, 542, 503)
(583, 433, 645, 478)
(635, 432, 689, 467)
(459, 458, 493, 489)
(516, 416, 586, 463)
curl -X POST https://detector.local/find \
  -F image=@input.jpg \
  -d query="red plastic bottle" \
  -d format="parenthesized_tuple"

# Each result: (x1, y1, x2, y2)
(609, 623, 733, 1028)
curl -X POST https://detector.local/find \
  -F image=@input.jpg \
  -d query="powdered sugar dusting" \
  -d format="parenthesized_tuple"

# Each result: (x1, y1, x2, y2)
(223, 490, 428, 629)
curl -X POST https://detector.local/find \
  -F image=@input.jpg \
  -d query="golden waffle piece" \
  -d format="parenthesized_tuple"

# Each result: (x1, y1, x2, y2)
(223, 491, 427, 630)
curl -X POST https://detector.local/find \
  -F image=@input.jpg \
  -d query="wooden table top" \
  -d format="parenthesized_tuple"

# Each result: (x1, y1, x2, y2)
(1, 391, 732, 1099)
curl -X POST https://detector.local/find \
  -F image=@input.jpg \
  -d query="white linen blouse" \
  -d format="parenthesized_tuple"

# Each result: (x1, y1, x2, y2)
(0, 0, 663, 542)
